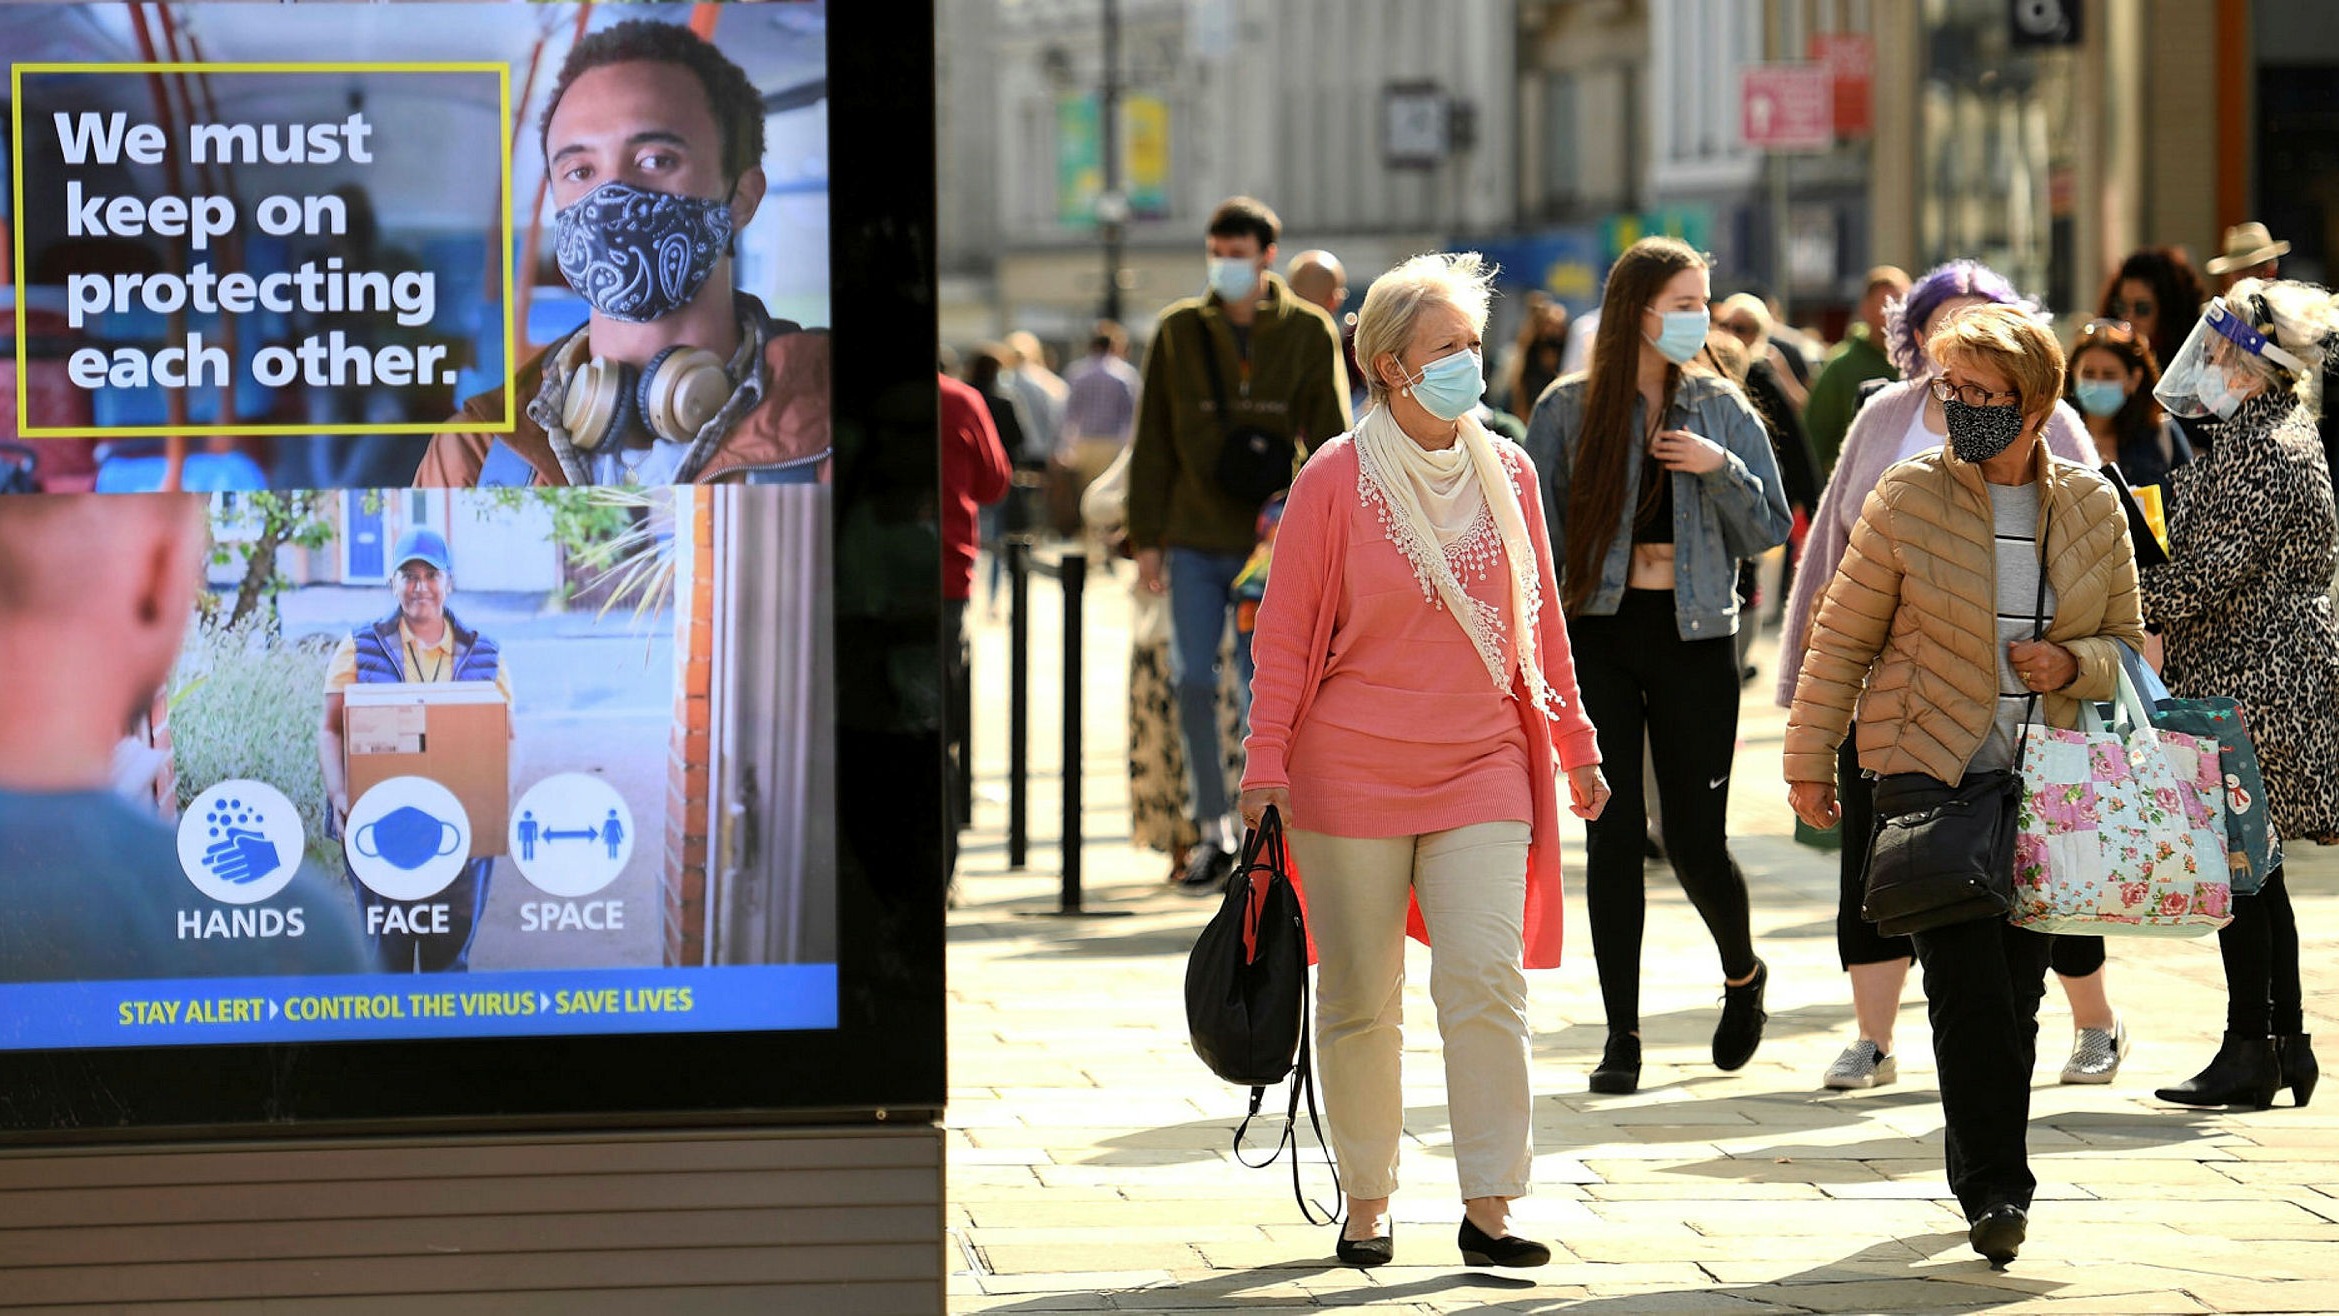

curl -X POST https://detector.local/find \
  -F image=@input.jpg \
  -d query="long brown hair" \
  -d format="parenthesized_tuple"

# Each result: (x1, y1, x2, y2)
(1562, 237, 1707, 615)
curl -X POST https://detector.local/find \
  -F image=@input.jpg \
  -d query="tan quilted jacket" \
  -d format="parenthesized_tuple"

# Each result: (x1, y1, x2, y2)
(1783, 440, 2145, 785)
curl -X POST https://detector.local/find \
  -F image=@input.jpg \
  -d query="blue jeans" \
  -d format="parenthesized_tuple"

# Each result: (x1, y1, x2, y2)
(1165, 546, 1254, 833)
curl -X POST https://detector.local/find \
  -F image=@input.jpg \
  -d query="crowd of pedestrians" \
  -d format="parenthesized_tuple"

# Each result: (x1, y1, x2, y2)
(943, 204, 2339, 1273)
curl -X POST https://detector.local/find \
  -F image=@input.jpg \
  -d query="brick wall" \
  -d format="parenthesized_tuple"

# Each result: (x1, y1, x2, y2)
(663, 490, 717, 967)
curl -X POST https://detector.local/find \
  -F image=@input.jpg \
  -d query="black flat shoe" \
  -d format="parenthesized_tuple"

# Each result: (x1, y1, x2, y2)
(1334, 1229, 1393, 1268)
(2156, 1031, 2279, 1109)
(1458, 1217, 1550, 1268)
(1713, 958, 1769, 1072)
(1589, 1030, 1641, 1095)
(1968, 1203, 2027, 1269)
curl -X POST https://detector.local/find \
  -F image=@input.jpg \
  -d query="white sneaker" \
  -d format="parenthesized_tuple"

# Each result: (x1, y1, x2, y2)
(2061, 1018, 2131, 1084)
(1823, 1040, 1898, 1090)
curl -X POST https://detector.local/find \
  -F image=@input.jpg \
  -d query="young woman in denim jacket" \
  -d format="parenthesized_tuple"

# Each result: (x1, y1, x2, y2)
(1523, 237, 1793, 1094)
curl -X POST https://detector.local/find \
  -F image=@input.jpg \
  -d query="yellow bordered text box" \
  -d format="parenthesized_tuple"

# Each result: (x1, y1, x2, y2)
(11, 62, 515, 438)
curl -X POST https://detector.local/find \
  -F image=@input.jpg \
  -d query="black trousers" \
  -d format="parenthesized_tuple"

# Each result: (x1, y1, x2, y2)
(1910, 914, 2054, 1221)
(1836, 729, 2106, 980)
(1569, 590, 1758, 1033)
(2220, 866, 2304, 1035)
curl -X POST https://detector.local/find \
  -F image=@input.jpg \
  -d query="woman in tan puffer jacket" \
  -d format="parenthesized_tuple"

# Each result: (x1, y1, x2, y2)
(1785, 306, 2144, 1270)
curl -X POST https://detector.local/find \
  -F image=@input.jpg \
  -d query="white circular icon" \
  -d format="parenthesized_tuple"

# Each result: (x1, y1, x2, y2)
(344, 776, 472, 901)
(509, 773, 635, 898)
(177, 780, 304, 904)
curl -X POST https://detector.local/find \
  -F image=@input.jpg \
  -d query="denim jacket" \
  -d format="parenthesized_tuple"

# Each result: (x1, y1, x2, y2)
(1522, 372, 1792, 640)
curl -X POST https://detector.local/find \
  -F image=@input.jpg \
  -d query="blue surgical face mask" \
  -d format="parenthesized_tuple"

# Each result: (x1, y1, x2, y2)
(355, 805, 463, 871)
(1207, 256, 1260, 305)
(554, 181, 736, 323)
(1399, 347, 1485, 422)
(1646, 308, 1710, 365)
(2074, 379, 2129, 418)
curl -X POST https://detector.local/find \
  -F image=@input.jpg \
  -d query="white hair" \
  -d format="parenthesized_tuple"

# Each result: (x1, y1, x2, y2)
(2230, 278, 2339, 378)
(1353, 251, 1497, 408)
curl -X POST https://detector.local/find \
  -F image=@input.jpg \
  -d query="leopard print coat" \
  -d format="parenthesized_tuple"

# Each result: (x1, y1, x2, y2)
(2143, 392, 2339, 842)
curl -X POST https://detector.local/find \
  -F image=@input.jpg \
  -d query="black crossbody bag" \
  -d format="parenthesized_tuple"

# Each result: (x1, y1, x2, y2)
(1860, 506, 2049, 937)
(1194, 318, 1298, 509)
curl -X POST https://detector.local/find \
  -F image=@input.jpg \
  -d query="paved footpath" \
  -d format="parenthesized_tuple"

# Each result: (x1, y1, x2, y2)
(947, 560, 2339, 1315)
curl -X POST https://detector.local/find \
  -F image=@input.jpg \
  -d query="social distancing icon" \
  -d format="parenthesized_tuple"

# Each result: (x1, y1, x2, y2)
(344, 776, 472, 902)
(177, 780, 304, 904)
(509, 773, 634, 899)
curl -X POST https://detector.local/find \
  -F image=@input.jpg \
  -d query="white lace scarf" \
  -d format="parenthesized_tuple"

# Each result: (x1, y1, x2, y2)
(1353, 405, 1559, 718)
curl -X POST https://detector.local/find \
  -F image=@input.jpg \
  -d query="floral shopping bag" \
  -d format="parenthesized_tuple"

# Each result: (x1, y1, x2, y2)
(2012, 666, 2232, 936)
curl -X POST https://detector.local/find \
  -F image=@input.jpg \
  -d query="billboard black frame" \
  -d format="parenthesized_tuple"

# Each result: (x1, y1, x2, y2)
(0, 0, 945, 1142)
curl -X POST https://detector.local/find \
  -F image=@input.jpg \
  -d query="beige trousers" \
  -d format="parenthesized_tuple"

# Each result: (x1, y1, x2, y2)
(1289, 820, 1533, 1200)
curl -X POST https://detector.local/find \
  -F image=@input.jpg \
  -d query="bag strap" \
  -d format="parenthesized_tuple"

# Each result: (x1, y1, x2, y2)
(2010, 495, 2050, 777)
(1225, 807, 1344, 1226)
(1193, 315, 1235, 442)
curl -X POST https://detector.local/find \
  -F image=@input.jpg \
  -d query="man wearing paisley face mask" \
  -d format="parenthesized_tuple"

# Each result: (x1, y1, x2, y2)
(321, 529, 514, 973)
(416, 19, 831, 488)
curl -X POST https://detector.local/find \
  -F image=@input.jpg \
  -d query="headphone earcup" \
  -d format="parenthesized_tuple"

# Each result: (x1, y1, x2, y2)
(637, 346, 732, 444)
(563, 358, 640, 451)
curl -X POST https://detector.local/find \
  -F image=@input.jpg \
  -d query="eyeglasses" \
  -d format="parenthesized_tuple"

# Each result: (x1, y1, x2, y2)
(1929, 377, 2023, 407)
(2107, 297, 2156, 318)
(2077, 318, 2136, 342)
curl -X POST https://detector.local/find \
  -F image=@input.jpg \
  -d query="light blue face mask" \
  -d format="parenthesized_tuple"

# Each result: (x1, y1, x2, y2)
(1646, 308, 1710, 365)
(1399, 347, 1485, 422)
(1207, 256, 1260, 304)
(2074, 379, 2129, 418)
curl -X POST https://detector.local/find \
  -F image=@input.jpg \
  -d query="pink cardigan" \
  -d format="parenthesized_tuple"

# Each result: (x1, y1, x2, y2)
(1243, 436, 1602, 969)
(1775, 380, 2102, 708)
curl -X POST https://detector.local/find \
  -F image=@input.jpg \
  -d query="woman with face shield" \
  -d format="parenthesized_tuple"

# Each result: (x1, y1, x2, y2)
(2143, 279, 2339, 1112)
(1773, 262, 2117, 1096)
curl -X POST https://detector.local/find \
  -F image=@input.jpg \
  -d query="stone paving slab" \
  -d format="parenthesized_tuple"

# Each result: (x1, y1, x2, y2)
(948, 570, 2339, 1312)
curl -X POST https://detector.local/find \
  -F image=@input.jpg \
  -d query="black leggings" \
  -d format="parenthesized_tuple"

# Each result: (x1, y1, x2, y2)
(1569, 590, 1758, 1034)
(1835, 727, 2108, 979)
(2220, 866, 2304, 1036)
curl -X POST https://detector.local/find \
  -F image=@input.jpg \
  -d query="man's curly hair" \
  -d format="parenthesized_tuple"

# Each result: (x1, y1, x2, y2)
(539, 18, 766, 188)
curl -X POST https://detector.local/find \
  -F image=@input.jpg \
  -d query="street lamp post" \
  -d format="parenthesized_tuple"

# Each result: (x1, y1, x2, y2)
(1098, 0, 1124, 323)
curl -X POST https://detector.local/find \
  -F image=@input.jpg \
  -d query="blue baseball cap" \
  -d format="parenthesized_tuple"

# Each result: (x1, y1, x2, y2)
(390, 527, 452, 574)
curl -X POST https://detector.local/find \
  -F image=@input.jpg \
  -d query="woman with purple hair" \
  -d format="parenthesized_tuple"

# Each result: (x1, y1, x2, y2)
(1774, 260, 2114, 1095)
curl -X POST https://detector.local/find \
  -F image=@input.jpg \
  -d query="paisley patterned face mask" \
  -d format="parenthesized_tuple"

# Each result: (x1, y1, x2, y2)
(553, 181, 736, 323)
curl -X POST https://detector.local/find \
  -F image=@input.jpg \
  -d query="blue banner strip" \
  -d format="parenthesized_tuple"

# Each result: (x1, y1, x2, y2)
(0, 965, 837, 1050)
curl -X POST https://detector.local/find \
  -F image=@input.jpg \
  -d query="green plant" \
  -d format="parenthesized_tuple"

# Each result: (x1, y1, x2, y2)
(481, 486, 677, 624)
(208, 491, 336, 628)
(171, 614, 338, 866)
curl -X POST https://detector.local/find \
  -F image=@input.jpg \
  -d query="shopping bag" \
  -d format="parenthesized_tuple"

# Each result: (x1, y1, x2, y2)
(2011, 665, 2232, 936)
(2148, 697, 2283, 896)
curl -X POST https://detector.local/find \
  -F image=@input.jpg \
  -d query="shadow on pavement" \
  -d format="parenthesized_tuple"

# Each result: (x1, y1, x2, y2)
(970, 1262, 1539, 1312)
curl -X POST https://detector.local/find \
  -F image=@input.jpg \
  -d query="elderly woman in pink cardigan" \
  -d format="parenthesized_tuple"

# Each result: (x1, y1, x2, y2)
(1775, 260, 2116, 1096)
(1239, 253, 1610, 1271)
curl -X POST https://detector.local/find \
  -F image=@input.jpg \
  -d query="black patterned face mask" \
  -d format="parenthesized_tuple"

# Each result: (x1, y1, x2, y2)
(1944, 396, 2025, 463)
(554, 181, 735, 323)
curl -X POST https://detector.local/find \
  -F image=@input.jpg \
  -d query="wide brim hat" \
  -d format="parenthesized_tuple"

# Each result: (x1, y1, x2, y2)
(2207, 221, 2291, 276)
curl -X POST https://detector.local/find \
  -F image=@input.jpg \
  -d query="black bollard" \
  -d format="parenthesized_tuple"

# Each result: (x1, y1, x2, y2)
(1059, 550, 1085, 911)
(1006, 536, 1030, 870)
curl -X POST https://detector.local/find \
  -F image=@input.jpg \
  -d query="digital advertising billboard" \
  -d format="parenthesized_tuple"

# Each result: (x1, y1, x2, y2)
(0, 0, 941, 1137)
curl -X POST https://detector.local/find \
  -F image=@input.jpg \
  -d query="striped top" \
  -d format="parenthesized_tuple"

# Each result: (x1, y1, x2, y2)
(1971, 481, 2053, 772)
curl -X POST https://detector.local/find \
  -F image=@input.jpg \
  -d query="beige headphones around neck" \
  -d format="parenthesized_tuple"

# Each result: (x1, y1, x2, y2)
(554, 334, 736, 451)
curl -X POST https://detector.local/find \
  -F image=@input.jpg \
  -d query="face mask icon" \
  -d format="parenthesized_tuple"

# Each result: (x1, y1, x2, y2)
(355, 805, 464, 871)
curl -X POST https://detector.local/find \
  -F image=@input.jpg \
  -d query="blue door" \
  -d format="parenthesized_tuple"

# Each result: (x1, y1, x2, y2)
(345, 493, 386, 580)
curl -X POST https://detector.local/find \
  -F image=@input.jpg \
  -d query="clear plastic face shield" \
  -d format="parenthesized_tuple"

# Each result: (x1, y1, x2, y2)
(2154, 298, 2308, 420)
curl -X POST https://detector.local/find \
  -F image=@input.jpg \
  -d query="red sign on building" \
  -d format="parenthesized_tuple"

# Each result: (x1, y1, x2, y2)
(1740, 64, 1834, 152)
(1810, 33, 1874, 139)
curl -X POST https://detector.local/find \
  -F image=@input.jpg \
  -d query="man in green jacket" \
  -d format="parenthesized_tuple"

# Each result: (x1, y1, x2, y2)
(1804, 265, 1910, 475)
(1129, 196, 1350, 892)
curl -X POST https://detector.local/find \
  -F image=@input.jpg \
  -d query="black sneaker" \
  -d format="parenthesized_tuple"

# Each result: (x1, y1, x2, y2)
(1713, 958, 1769, 1071)
(1174, 843, 1233, 896)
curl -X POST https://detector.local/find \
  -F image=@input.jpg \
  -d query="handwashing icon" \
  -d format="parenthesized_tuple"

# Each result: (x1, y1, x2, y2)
(354, 805, 464, 871)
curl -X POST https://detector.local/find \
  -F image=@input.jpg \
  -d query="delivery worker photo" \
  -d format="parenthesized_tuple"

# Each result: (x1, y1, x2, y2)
(320, 527, 514, 972)
(415, 17, 831, 488)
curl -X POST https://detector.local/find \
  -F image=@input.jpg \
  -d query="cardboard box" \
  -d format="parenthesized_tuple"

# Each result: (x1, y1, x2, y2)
(344, 681, 511, 858)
